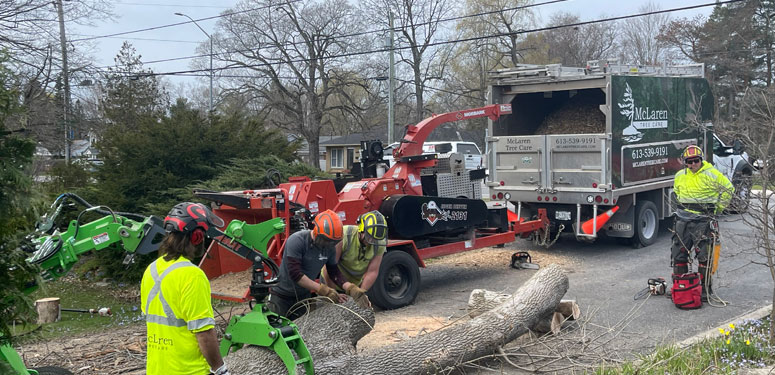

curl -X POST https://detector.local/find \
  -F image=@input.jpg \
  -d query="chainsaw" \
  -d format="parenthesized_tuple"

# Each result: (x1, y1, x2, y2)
(510, 251, 540, 270)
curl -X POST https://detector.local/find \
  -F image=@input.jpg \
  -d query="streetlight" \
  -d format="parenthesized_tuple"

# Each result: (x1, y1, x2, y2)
(175, 12, 214, 113)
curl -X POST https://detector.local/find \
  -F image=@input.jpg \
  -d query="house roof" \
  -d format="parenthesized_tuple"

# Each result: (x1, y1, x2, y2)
(291, 135, 338, 155)
(321, 125, 482, 147)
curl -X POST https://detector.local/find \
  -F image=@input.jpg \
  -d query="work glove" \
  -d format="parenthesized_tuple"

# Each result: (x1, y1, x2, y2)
(211, 364, 230, 375)
(317, 284, 340, 302)
(346, 284, 371, 309)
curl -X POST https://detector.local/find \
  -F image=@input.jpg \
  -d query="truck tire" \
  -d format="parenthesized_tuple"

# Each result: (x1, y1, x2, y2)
(633, 200, 659, 248)
(367, 250, 421, 310)
(32, 367, 74, 375)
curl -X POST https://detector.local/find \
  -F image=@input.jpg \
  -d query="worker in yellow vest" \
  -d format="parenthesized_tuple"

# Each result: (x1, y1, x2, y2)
(322, 211, 388, 308)
(672, 145, 733, 301)
(141, 202, 229, 375)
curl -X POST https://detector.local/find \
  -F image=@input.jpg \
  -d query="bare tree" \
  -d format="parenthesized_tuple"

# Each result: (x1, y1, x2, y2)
(215, 0, 368, 169)
(361, 0, 457, 123)
(619, 2, 672, 65)
(541, 12, 618, 66)
(722, 87, 775, 341)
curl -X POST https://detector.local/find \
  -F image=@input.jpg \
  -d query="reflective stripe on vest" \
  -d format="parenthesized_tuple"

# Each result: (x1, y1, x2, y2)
(144, 259, 212, 328)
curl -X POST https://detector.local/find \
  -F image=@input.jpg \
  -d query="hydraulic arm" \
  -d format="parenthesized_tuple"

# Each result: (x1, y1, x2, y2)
(206, 218, 313, 375)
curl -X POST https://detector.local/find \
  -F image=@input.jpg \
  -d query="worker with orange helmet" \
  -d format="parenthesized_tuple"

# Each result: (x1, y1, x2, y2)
(268, 209, 354, 319)
(671, 145, 733, 302)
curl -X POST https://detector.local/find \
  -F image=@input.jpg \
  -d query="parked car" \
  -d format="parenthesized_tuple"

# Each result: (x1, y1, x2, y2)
(383, 141, 483, 170)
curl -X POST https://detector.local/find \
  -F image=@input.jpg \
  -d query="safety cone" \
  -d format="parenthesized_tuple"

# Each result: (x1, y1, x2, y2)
(581, 206, 619, 235)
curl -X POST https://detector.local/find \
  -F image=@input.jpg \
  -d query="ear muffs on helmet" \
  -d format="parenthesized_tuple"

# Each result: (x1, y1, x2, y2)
(164, 202, 224, 245)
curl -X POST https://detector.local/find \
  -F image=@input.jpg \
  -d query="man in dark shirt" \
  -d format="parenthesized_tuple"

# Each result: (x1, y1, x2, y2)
(269, 210, 355, 319)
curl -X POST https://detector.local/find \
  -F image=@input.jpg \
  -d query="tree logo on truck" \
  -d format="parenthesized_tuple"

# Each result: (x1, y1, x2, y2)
(618, 83, 669, 143)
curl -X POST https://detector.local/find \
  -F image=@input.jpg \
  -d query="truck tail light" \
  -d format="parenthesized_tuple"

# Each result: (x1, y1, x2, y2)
(492, 194, 497, 200)
(603, 198, 609, 203)
(537, 196, 542, 201)
(552, 197, 558, 201)
(545, 196, 550, 201)
(500, 181, 505, 186)
(497, 192, 504, 199)
(592, 183, 598, 188)
(595, 195, 602, 203)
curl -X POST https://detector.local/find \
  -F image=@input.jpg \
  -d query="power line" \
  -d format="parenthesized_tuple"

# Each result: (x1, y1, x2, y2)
(104, 0, 742, 78)
(88, 0, 568, 70)
(69, 34, 201, 44)
(115, 2, 231, 8)
(70, 0, 303, 42)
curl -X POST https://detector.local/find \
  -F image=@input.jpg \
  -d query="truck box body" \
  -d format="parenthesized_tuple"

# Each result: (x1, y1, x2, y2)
(487, 62, 715, 244)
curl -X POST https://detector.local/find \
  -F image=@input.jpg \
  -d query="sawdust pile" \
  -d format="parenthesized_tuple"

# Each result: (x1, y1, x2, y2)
(534, 94, 605, 134)
(357, 313, 454, 351)
(209, 270, 252, 299)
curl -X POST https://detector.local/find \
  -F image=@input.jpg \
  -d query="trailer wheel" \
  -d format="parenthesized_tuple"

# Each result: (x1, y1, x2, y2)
(633, 200, 659, 248)
(367, 250, 421, 310)
(32, 367, 74, 375)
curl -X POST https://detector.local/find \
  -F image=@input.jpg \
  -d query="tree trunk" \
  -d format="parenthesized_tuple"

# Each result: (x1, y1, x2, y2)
(35, 297, 61, 324)
(226, 264, 568, 374)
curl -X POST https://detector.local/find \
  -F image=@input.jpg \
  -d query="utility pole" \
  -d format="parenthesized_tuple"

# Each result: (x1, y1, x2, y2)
(56, 0, 71, 164)
(175, 12, 214, 114)
(387, 11, 396, 145)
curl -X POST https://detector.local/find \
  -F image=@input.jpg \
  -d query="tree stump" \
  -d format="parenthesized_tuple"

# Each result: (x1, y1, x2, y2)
(533, 311, 564, 335)
(35, 297, 61, 324)
(226, 264, 569, 374)
(556, 299, 581, 320)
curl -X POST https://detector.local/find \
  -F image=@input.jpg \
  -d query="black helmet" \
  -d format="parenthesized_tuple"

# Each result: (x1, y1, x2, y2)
(164, 202, 225, 234)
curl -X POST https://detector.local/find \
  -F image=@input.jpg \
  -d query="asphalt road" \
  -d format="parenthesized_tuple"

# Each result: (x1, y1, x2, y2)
(403, 210, 773, 357)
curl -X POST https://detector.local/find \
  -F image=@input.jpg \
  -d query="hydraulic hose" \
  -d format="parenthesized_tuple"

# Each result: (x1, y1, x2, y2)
(56, 192, 147, 221)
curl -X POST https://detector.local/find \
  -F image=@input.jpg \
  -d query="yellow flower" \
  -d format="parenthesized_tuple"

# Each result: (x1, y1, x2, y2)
(725, 331, 730, 336)
(729, 323, 736, 330)
(719, 328, 725, 334)
(746, 340, 751, 345)
(726, 339, 730, 345)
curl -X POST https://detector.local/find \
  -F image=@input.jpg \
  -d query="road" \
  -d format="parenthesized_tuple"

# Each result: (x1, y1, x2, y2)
(364, 211, 773, 366)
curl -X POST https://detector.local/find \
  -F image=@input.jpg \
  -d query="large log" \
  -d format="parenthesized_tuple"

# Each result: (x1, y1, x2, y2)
(227, 264, 568, 374)
(469, 289, 580, 321)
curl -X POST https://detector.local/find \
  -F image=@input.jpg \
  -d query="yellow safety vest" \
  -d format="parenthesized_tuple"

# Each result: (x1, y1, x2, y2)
(141, 256, 215, 375)
(336, 225, 386, 286)
(674, 161, 734, 213)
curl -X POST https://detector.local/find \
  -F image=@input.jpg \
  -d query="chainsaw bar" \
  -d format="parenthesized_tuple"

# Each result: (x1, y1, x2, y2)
(510, 251, 540, 270)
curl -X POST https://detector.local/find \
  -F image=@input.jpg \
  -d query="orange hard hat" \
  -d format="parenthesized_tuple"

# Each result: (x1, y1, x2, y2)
(311, 209, 343, 241)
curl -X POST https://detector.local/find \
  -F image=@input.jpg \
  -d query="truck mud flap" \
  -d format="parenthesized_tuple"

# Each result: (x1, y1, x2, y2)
(380, 195, 488, 239)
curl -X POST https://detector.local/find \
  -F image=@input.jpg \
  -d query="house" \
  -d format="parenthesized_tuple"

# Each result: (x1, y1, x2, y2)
(320, 126, 483, 173)
(290, 135, 337, 170)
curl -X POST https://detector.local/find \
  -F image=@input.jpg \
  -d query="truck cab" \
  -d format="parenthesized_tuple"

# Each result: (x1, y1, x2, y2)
(712, 134, 754, 212)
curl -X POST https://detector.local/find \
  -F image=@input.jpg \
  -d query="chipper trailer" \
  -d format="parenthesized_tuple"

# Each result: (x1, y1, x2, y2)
(196, 104, 550, 310)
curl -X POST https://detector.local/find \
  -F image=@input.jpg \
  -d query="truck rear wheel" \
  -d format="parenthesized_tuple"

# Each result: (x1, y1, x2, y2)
(633, 200, 659, 248)
(367, 250, 421, 310)
(32, 367, 74, 375)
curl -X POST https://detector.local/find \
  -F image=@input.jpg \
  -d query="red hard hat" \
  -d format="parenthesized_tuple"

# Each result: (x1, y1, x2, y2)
(164, 202, 224, 234)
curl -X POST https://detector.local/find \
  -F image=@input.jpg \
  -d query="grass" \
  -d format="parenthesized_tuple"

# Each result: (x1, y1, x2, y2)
(595, 318, 775, 374)
(11, 277, 144, 344)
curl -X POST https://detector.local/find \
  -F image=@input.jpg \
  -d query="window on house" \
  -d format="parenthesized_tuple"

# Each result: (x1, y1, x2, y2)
(331, 148, 344, 169)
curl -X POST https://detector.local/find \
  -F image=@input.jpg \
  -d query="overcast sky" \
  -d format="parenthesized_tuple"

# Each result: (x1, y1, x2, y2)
(70, 0, 715, 89)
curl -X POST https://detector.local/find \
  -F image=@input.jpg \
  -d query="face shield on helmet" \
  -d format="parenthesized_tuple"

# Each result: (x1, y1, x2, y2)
(312, 210, 343, 248)
(357, 211, 388, 246)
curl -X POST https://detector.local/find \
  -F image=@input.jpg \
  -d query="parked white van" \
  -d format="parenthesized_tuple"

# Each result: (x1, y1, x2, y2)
(383, 141, 483, 170)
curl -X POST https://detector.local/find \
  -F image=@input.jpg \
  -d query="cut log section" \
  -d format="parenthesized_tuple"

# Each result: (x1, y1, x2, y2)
(226, 264, 569, 375)
(468, 290, 580, 321)
(35, 297, 61, 324)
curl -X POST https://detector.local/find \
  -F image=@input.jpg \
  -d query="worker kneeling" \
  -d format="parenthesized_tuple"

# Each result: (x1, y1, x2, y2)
(322, 211, 388, 309)
(268, 209, 355, 319)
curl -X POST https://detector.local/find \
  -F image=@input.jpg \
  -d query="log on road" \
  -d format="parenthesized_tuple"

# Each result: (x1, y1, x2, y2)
(227, 264, 568, 374)
(469, 290, 580, 321)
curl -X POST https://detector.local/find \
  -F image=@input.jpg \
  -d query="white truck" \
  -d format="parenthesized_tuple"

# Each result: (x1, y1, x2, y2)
(486, 60, 754, 247)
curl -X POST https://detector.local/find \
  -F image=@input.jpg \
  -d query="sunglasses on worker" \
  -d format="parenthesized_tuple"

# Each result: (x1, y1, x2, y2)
(685, 158, 701, 165)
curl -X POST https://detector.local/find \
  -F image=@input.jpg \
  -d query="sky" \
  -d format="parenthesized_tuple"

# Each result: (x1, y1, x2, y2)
(69, 0, 716, 89)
